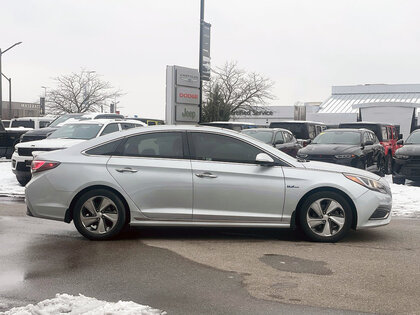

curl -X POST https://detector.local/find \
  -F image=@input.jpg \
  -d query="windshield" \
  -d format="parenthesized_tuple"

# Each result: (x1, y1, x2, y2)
(406, 132, 420, 144)
(11, 120, 35, 128)
(49, 114, 85, 127)
(49, 123, 103, 140)
(313, 131, 361, 145)
(242, 130, 273, 144)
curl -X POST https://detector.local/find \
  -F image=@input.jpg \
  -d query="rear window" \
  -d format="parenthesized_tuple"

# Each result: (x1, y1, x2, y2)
(269, 123, 309, 139)
(11, 120, 35, 128)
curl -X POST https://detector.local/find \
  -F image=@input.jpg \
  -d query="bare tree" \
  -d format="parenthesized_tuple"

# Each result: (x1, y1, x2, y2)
(46, 69, 122, 114)
(202, 62, 275, 122)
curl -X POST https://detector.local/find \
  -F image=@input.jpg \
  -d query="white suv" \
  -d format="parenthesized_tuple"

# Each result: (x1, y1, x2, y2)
(12, 119, 145, 185)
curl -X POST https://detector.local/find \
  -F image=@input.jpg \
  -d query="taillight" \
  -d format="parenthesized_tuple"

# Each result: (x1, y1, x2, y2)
(31, 160, 60, 173)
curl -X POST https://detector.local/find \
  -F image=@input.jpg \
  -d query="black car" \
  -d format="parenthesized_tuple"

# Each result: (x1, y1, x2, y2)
(241, 128, 301, 157)
(20, 113, 125, 143)
(392, 130, 420, 184)
(269, 121, 326, 146)
(0, 120, 28, 158)
(297, 129, 385, 174)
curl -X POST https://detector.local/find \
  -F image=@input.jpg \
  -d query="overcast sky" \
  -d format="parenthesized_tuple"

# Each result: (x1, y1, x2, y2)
(1, 0, 420, 119)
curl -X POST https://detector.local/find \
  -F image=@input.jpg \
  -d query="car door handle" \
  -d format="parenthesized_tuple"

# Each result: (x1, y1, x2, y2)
(195, 172, 217, 178)
(116, 168, 138, 173)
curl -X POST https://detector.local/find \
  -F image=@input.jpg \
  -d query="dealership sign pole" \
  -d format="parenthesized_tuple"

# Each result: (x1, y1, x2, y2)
(199, 0, 211, 123)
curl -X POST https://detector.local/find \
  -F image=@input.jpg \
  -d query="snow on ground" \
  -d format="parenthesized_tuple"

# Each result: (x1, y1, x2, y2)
(0, 159, 24, 198)
(3, 293, 166, 315)
(0, 160, 419, 217)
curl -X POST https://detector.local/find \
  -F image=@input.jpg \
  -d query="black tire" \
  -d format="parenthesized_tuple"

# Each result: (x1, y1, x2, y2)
(73, 189, 127, 240)
(385, 154, 392, 175)
(299, 191, 353, 242)
(16, 175, 31, 186)
(377, 156, 386, 177)
(392, 176, 405, 185)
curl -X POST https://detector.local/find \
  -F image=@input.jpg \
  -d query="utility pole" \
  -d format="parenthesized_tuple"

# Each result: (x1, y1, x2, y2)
(0, 42, 22, 119)
(1, 73, 12, 119)
(198, 0, 204, 123)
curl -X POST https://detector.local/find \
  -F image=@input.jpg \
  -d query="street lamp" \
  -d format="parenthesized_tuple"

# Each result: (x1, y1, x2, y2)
(2, 73, 12, 119)
(0, 41, 22, 119)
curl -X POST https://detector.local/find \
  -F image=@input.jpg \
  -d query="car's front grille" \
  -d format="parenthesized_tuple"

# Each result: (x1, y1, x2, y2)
(307, 155, 336, 163)
(18, 148, 55, 156)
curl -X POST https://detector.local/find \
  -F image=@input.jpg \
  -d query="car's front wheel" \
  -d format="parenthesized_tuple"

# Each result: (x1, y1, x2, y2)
(299, 191, 353, 242)
(73, 189, 127, 240)
(392, 176, 405, 185)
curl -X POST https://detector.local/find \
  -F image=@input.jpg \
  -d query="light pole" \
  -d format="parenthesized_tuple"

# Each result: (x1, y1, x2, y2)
(41, 86, 48, 116)
(0, 41, 22, 119)
(1, 73, 11, 119)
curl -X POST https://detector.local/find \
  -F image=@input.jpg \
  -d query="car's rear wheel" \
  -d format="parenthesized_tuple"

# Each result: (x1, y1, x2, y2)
(16, 175, 31, 186)
(73, 189, 127, 240)
(299, 191, 353, 242)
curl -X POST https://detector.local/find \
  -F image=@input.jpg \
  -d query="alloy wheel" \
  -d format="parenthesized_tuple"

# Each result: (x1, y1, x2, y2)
(80, 196, 119, 235)
(306, 198, 346, 237)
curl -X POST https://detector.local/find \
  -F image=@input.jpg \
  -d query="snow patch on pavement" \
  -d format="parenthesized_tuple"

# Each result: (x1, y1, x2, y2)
(2, 293, 166, 315)
(0, 160, 24, 198)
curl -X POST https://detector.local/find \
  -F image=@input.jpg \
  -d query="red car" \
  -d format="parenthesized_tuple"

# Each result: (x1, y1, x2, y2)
(339, 122, 402, 174)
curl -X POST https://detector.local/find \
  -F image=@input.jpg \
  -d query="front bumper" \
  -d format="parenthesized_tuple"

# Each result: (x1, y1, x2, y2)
(354, 180, 392, 229)
(11, 151, 32, 177)
(393, 157, 420, 181)
(303, 155, 360, 167)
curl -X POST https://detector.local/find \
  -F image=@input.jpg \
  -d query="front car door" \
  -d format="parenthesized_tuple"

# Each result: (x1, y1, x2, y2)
(107, 131, 193, 220)
(188, 131, 286, 222)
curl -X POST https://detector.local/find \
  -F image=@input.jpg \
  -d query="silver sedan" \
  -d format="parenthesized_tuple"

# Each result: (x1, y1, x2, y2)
(25, 125, 392, 242)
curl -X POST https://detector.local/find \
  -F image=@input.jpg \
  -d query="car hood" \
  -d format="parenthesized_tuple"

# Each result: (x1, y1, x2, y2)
(301, 160, 380, 180)
(6, 127, 33, 132)
(22, 127, 58, 136)
(16, 138, 86, 149)
(396, 145, 420, 156)
(299, 144, 361, 155)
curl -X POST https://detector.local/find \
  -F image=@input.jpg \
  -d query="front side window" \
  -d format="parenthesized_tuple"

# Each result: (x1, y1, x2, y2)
(101, 123, 119, 136)
(382, 127, 388, 140)
(39, 121, 50, 128)
(308, 125, 316, 139)
(120, 123, 140, 130)
(190, 132, 263, 164)
(120, 132, 184, 158)
(274, 132, 284, 143)
(49, 123, 103, 140)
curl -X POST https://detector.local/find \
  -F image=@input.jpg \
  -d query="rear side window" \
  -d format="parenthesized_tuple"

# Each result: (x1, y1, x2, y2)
(39, 121, 50, 128)
(190, 132, 263, 164)
(120, 132, 184, 158)
(101, 123, 119, 136)
(120, 123, 141, 130)
(85, 139, 124, 156)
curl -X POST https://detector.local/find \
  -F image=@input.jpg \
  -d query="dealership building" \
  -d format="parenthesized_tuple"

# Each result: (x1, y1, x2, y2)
(230, 84, 420, 139)
(1, 101, 41, 120)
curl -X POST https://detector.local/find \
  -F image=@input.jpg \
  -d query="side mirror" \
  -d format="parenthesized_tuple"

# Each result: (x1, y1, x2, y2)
(274, 139, 284, 145)
(397, 139, 404, 145)
(398, 134, 403, 140)
(256, 153, 274, 166)
(364, 140, 374, 146)
(306, 139, 312, 145)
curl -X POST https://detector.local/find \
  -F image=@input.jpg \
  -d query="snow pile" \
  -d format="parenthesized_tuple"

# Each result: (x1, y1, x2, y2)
(386, 176, 420, 218)
(0, 160, 24, 197)
(3, 293, 166, 315)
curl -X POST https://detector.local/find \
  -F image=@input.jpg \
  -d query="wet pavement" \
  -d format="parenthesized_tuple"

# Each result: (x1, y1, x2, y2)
(1, 199, 419, 314)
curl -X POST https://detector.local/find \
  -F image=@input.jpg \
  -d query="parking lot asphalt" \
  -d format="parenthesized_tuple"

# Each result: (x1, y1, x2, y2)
(0, 198, 419, 314)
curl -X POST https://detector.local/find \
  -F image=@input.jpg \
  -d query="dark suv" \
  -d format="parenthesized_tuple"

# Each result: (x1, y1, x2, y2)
(339, 122, 402, 174)
(269, 121, 326, 146)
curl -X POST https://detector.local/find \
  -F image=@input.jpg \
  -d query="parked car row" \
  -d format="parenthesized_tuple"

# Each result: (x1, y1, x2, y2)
(12, 119, 145, 185)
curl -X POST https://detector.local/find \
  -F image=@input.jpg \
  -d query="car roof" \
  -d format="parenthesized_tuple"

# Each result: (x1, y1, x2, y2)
(11, 117, 53, 121)
(324, 128, 371, 133)
(203, 121, 256, 125)
(270, 120, 325, 125)
(65, 119, 145, 125)
(242, 128, 292, 133)
(339, 121, 394, 127)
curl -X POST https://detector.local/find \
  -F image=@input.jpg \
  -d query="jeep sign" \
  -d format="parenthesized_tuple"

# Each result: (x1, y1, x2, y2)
(176, 105, 200, 122)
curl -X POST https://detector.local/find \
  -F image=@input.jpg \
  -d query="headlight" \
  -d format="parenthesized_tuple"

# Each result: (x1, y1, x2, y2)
(344, 174, 388, 194)
(335, 154, 355, 159)
(395, 154, 409, 159)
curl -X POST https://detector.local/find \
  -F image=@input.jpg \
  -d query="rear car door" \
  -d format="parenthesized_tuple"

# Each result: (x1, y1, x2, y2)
(188, 132, 286, 222)
(107, 131, 193, 220)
